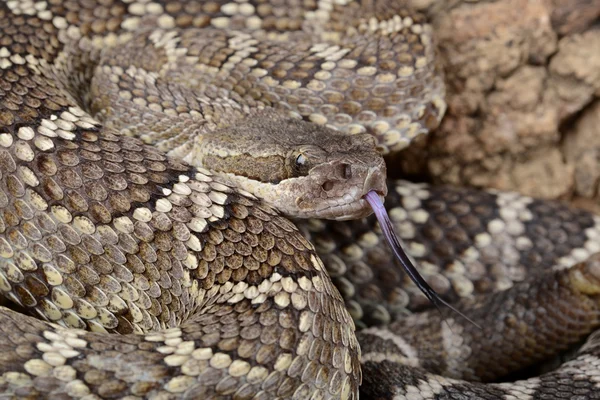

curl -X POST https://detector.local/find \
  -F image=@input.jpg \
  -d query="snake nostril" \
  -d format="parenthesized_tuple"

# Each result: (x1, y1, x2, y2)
(322, 181, 335, 191)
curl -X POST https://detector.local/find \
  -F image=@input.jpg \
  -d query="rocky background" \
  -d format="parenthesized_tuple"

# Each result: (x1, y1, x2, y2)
(395, 0, 600, 212)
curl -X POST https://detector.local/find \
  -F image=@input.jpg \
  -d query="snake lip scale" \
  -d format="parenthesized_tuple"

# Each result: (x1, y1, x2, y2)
(0, 1, 600, 399)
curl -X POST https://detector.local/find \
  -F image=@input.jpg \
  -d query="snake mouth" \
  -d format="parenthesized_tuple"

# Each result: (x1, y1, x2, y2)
(308, 190, 386, 220)
(316, 200, 371, 220)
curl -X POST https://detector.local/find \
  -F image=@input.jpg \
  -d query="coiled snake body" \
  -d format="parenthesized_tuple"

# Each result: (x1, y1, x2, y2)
(1, 1, 600, 399)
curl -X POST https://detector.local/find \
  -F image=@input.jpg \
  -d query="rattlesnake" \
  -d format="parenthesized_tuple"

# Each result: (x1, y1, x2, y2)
(1, 1, 600, 399)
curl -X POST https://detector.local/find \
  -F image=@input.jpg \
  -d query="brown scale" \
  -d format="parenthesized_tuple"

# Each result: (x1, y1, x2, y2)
(0, 125, 360, 395)
(304, 182, 600, 327)
(81, 7, 442, 154)
(359, 256, 600, 398)
(0, 8, 362, 399)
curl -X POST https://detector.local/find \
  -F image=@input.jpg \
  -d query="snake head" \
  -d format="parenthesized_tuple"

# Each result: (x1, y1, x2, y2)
(281, 140, 388, 220)
(190, 110, 387, 220)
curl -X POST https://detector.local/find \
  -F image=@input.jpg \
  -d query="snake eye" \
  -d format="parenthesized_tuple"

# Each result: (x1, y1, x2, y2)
(295, 154, 307, 167)
(292, 153, 311, 177)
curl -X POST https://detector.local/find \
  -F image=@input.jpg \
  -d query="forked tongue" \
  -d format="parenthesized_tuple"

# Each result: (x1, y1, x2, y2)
(364, 191, 481, 329)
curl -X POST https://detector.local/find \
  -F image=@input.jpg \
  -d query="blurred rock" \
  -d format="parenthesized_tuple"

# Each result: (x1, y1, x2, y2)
(399, 0, 600, 205)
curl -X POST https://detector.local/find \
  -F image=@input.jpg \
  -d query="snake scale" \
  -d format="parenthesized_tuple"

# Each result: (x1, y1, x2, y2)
(1, 0, 600, 399)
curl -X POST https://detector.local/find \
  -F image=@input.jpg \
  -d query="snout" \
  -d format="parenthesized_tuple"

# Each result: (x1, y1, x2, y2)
(317, 161, 387, 198)
(362, 165, 388, 198)
(301, 160, 388, 220)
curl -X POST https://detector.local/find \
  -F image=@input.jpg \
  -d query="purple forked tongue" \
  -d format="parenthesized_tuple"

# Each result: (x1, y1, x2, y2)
(364, 191, 481, 328)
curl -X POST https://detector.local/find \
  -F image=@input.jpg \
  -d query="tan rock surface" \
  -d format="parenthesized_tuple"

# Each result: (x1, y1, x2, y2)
(399, 0, 600, 207)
